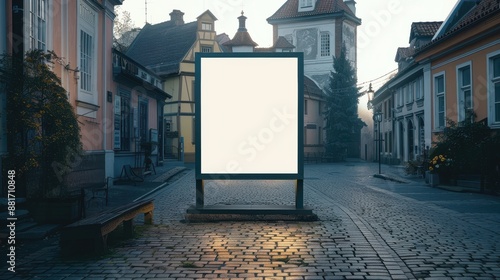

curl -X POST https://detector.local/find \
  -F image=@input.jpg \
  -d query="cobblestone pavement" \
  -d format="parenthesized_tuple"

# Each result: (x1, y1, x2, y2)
(3, 162, 500, 279)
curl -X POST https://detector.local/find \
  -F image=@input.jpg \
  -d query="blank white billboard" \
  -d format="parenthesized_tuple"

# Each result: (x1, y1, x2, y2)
(195, 53, 303, 179)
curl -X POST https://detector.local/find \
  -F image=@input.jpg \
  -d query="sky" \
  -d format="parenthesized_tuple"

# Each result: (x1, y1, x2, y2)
(119, 0, 458, 94)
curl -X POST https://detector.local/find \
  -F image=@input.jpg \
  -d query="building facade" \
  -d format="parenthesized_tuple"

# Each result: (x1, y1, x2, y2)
(414, 0, 500, 137)
(127, 10, 222, 163)
(372, 21, 441, 164)
(3, 0, 124, 194)
(371, 0, 500, 166)
(2, 0, 169, 196)
(112, 49, 171, 176)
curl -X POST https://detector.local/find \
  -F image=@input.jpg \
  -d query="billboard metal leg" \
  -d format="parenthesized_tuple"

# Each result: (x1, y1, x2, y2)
(295, 179, 303, 209)
(196, 179, 204, 208)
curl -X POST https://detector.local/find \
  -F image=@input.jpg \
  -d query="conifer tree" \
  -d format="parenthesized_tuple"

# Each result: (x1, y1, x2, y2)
(324, 46, 365, 161)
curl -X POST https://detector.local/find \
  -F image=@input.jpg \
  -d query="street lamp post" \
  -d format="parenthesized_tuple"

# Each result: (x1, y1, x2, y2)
(373, 111, 383, 174)
(366, 83, 374, 110)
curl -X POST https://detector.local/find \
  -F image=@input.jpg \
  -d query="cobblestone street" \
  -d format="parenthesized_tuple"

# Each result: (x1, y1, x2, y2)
(4, 162, 500, 279)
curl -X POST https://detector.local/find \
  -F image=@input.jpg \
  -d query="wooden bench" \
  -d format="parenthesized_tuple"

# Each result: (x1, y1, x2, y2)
(59, 198, 154, 255)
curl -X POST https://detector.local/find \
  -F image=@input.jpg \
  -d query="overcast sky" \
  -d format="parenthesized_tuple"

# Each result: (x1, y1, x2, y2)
(119, 0, 458, 94)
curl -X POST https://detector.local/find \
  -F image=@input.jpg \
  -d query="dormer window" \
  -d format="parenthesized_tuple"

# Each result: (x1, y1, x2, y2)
(301, 0, 313, 7)
(299, 0, 315, 12)
(201, 22, 212, 31)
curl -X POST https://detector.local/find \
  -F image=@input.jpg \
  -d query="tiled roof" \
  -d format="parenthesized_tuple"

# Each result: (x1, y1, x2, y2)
(273, 36, 295, 49)
(417, 0, 499, 53)
(410, 21, 442, 40)
(126, 20, 197, 76)
(304, 76, 324, 97)
(450, 0, 499, 32)
(267, 0, 359, 23)
(216, 33, 231, 52)
(223, 31, 258, 47)
(395, 47, 415, 62)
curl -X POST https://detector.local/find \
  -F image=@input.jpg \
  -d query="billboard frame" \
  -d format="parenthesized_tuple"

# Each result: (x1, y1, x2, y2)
(194, 52, 305, 209)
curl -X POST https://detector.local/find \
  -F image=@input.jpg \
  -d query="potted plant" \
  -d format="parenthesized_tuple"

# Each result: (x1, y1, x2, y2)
(427, 154, 452, 187)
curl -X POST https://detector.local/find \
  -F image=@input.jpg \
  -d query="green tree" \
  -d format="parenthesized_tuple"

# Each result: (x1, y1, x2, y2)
(324, 46, 365, 161)
(2, 50, 82, 198)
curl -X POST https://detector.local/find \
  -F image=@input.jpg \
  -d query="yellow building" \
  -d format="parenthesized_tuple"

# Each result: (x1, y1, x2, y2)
(127, 10, 222, 162)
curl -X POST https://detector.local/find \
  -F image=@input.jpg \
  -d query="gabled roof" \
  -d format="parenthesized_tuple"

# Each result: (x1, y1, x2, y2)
(304, 76, 324, 98)
(449, 0, 499, 32)
(395, 47, 415, 62)
(417, 0, 499, 54)
(197, 10, 218, 21)
(267, 0, 360, 24)
(409, 21, 442, 42)
(126, 20, 197, 76)
(216, 33, 231, 52)
(273, 36, 295, 49)
(433, 0, 499, 40)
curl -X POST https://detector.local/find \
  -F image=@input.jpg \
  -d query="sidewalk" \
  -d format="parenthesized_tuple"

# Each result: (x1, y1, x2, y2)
(85, 160, 190, 216)
(1, 160, 190, 265)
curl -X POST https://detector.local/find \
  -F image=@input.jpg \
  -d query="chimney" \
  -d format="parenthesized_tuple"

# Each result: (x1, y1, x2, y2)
(344, 0, 356, 15)
(238, 11, 247, 32)
(170, 9, 184, 26)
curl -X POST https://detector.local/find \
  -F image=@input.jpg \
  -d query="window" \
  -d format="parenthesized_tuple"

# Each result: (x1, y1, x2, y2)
(388, 131, 393, 154)
(318, 101, 322, 116)
(305, 99, 308, 115)
(78, 1, 97, 105)
(457, 64, 472, 123)
(489, 54, 500, 125)
(434, 74, 445, 129)
(406, 82, 414, 104)
(120, 94, 131, 151)
(139, 100, 148, 143)
(28, 0, 47, 51)
(300, 0, 313, 7)
(397, 87, 404, 107)
(416, 77, 423, 100)
(383, 101, 387, 120)
(80, 30, 93, 92)
(298, 0, 315, 11)
(384, 132, 388, 152)
(201, 46, 212, 53)
(320, 32, 330, 57)
(201, 22, 212, 31)
(388, 99, 392, 118)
